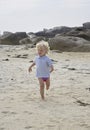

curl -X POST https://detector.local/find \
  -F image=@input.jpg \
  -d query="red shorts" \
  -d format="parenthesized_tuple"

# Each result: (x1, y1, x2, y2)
(42, 77, 49, 82)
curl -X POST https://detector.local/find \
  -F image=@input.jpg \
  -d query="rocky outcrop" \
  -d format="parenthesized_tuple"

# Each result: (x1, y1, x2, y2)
(83, 22, 90, 29)
(35, 26, 71, 38)
(48, 35, 90, 52)
(0, 22, 90, 52)
(0, 32, 28, 45)
(19, 37, 32, 45)
(63, 27, 90, 41)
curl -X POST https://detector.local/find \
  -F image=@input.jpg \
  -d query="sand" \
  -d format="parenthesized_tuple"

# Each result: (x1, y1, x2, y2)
(0, 45, 90, 130)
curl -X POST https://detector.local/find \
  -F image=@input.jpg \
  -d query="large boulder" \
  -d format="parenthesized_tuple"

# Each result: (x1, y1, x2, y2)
(0, 32, 28, 45)
(28, 33, 47, 45)
(83, 22, 90, 29)
(19, 37, 32, 44)
(48, 35, 90, 52)
(76, 30, 90, 41)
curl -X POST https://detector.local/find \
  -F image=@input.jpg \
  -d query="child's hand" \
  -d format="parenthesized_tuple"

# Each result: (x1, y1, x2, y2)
(28, 62, 35, 73)
(50, 65, 54, 73)
(28, 67, 32, 72)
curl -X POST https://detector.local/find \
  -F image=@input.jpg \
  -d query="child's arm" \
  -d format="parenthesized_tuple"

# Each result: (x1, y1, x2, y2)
(50, 65, 54, 73)
(28, 62, 35, 72)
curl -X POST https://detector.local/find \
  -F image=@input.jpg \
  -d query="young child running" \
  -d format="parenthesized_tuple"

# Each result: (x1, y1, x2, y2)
(28, 40, 54, 100)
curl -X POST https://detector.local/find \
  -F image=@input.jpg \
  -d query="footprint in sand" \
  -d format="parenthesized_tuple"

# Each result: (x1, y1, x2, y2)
(1, 111, 17, 115)
(24, 126, 33, 129)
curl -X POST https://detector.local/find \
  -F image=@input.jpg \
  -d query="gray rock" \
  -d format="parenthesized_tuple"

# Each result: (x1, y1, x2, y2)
(19, 37, 32, 44)
(48, 35, 90, 52)
(83, 22, 90, 29)
(0, 32, 28, 45)
(35, 26, 71, 38)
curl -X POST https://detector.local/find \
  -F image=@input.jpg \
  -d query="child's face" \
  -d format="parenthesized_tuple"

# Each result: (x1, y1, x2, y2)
(37, 47, 46, 56)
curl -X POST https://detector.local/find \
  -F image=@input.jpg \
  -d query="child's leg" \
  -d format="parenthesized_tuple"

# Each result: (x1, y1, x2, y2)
(46, 78, 50, 90)
(38, 78, 45, 100)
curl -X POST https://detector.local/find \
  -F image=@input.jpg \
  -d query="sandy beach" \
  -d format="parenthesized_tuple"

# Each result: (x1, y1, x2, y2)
(0, 45, 90, 130)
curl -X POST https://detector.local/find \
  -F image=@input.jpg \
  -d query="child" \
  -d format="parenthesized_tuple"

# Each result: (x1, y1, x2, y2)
(28, 40, 54, 100)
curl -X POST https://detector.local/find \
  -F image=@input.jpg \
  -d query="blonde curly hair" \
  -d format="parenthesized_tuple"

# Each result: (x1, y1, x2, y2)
(36, 40, 50, 54)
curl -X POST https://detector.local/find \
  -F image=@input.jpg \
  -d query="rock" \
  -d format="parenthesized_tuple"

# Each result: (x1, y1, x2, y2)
(0, 32, 28, 45)
(19, 37, 32, 44)
(0, 22, 90, 52)
(28, 34, 46, 45)
(2, 58, 9, 61)
(66, 28, 90, 41)
(35, 26, 71, 38)
(48, 35, 90, 52)
(68, 68, 76, 70)
(83, 22, 90, 29)
(2, 31, 13, 38)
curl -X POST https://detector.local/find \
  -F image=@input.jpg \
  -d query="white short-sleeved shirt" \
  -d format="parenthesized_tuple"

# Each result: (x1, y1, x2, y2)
(34, 55, 52, 78)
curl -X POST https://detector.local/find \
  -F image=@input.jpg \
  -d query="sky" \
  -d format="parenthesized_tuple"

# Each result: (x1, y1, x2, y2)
(0, 0, 90, 33)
